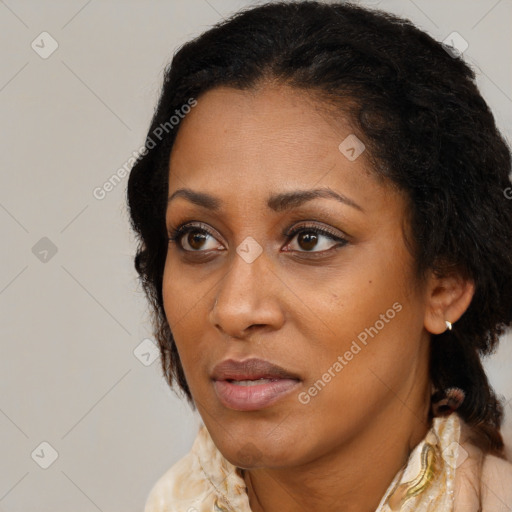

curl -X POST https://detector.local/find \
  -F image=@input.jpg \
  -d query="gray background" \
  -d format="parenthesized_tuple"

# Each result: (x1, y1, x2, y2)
(0, 1, 511, 511)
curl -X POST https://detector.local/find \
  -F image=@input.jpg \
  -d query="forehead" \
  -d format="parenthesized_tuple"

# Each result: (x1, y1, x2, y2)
(170, 84, 356, 171)
(167, 84, 400, 217)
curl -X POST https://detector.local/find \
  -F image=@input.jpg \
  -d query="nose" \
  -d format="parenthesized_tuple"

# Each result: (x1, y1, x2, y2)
(208, 249, 286, 339)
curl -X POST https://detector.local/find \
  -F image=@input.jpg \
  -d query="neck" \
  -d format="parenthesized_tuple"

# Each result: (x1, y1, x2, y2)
(243, 388, 432, 512)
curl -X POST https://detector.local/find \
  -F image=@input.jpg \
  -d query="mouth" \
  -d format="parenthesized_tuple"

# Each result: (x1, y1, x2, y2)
(225, 378, 282, 386)
(211, 358, 301, 411)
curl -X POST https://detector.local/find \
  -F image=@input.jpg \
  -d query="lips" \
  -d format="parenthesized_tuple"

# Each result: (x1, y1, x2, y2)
(211, 358, 300, 381)
(211, 358, 301, 411)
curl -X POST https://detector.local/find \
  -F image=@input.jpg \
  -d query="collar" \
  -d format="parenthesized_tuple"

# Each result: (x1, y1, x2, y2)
(145, 412, 461, 512)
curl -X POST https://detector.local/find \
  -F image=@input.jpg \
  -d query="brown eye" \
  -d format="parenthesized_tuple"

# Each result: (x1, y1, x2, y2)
(285, 225, 348, 253)
(168, 223, 222, 252)
(186, 230, 209, 250)
(297, 231, 319, 251)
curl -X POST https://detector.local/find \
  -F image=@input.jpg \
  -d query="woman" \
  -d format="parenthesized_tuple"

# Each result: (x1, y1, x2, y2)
(127, 1, 512, 510)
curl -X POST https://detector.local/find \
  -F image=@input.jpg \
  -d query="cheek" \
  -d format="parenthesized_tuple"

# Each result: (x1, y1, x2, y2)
(162, 256, 203, 328)
(302, 268, 421, 404)
(298, 307, 423, 444)
(161, 259, 218, 389)
(161, 263, 197, 367)
(162, 258, 176, 320)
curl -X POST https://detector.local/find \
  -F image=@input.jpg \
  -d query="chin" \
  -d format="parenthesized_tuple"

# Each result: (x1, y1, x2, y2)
(230, 440, 267, 469)
(215, 429, 304, 470)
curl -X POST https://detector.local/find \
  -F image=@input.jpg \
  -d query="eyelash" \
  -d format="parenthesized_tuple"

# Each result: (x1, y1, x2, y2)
(167, 221, 348, 255)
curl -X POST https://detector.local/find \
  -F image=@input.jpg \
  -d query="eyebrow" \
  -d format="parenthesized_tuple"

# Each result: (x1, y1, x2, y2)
(167, 187, 363, 212)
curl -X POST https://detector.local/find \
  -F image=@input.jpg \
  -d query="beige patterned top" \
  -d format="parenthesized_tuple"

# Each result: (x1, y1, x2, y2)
(144, 412, 512, 511)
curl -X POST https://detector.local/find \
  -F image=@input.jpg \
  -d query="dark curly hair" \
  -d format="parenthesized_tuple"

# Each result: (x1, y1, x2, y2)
(127, 1, 512, 457)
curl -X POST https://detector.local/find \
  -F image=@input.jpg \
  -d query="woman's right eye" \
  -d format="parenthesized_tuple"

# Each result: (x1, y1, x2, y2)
(168, 223, 223, 252)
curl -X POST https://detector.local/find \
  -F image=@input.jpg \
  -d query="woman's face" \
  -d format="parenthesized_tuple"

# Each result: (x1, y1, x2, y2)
(163, 83, 432, 468)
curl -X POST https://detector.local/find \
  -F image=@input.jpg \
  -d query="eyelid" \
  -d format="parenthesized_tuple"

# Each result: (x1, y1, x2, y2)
(168, 221, 222, 245)
(282, 221, 347, 242)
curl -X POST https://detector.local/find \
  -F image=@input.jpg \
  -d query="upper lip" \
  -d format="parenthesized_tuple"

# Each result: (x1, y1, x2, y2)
(211, 358, 301, 381)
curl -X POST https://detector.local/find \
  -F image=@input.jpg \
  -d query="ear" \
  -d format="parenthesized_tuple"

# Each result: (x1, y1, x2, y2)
(424, 270, 475, 335)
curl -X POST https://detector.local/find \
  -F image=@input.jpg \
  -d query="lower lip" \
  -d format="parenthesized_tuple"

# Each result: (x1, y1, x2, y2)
(213, 378, 300, 411)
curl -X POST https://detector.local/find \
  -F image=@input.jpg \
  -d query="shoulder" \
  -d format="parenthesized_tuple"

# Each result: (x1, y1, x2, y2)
(143, 450, 199, 512)
(143, 427, 213, 512)
(143, 424, 251, 512)
(453, 416, 512, 511)
(481, 453, 512, 511)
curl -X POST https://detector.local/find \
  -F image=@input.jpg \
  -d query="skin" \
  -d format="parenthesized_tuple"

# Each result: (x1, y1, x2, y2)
(162, 83, 475, 512)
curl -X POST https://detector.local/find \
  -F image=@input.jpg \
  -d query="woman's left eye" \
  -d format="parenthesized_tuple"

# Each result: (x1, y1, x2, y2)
(284, 225, 348, 253)
(167, 223, 348, 254)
